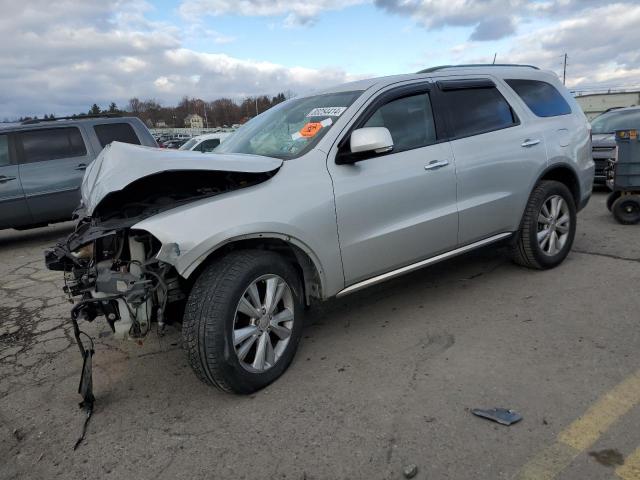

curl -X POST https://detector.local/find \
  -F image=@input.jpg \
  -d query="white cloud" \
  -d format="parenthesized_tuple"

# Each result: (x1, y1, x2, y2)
(3, 0, 640, 118)
(179, 0, 366, 26)
(488, 4, 640, 90)
(0, 0, 354, 118)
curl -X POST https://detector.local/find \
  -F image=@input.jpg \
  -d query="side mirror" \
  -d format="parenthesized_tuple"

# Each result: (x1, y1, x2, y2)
(350, 127, 393, 154)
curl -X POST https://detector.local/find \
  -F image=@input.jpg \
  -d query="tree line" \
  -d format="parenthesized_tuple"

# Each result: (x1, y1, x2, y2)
(16, 93, 290, 127)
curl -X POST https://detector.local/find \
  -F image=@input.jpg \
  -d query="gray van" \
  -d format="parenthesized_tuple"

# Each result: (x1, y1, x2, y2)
(0, 115, 156, 229)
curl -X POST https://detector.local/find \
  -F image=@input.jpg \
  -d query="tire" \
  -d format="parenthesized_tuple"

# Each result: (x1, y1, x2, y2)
(182, 250, 304, 394)
(607, 192, 621, 212)
(511, 180, 577, 270)
(612, 195, 640, 225)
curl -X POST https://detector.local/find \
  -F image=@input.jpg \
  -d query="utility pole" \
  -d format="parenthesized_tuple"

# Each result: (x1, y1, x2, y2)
(255, 97, 259, 117)
(492, 52, 497, 64)
(563, 53, 567, 85)
(203, 102, 209, 129)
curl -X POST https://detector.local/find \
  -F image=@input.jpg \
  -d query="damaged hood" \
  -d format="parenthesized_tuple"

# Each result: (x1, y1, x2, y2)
(81, 142, 283, 215)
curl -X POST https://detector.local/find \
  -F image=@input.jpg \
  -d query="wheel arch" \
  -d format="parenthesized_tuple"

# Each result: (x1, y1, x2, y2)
(183, 233, 326, 305)
(536, 163, 581, 208)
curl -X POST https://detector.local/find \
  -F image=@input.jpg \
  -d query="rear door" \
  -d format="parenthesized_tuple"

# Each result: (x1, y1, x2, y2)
(17, 126, 92, 223)
(0, 133, 31, 228)
(435, 77, 546, 244)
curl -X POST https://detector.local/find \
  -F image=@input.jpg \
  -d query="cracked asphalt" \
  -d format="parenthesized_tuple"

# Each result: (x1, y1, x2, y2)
(1, 190, 639, 480)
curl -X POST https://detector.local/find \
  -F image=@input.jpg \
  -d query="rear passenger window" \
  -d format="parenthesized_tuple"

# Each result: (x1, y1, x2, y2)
(506, 79, 572, 117)
(0, 135, 9, 167)
(20, 128, 87, 163)
(363, 93, 437, 153)
(94, 123, 140, 148)
(441, 86, 517, 138)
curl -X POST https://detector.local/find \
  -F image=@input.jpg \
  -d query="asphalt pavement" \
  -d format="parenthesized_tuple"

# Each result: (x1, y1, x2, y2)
(1, 190, 639, 480)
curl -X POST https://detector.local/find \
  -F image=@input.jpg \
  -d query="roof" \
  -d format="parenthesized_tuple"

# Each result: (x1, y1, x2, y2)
(316, 64, 556, 96)
(0, 116, 142, 133)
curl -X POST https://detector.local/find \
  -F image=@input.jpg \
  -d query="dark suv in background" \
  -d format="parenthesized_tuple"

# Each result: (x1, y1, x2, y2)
(0, 115, 156, 229)
(591, 106, 640, 185)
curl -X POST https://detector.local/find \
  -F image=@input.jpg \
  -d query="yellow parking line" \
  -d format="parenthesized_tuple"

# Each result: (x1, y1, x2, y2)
(516, 369, 640, 480)
(617, 446, 640, 480)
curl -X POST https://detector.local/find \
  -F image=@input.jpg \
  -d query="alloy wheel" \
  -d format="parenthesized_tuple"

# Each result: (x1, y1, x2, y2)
(537, 195, 571, 256)
(233, 274, 295, 372)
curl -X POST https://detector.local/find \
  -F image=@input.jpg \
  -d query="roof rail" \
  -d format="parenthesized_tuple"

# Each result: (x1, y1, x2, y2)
(21, 113, 123, 125)
(417, 64, 540, 74)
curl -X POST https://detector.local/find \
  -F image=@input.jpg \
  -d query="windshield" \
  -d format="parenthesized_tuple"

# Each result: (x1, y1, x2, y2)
(215, 91, 363, 159)
(591, 109, 640, 134)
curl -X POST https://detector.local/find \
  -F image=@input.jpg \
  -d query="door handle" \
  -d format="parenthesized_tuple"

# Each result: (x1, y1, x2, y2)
(521, 139, 541, 148)
(75, 163, 87, 171)
(0, 175, 16, 184)
(424, 159, 449, 171)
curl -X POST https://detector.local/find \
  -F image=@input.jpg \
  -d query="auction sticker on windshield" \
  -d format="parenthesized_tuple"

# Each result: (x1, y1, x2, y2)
(292, 118, 333, 140)
(306, 107, 347, 117)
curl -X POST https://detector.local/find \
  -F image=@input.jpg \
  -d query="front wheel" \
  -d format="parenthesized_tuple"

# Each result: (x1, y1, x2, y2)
(511, 180, 577, 269)
(182, 250, 304, 394)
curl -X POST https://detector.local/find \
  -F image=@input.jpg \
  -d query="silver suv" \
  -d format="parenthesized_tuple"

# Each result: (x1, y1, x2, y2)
(46, 65, 593, 394)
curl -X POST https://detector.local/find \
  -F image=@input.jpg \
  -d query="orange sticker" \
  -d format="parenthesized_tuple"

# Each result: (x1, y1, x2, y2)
(299, 122, 323, 138)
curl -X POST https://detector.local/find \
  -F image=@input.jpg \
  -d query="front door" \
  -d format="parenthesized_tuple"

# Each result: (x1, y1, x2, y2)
(327, 86, 459, 285)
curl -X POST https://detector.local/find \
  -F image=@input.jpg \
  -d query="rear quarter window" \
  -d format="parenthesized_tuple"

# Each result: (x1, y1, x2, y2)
(94, 123, 141, 148)
(505, 79, 572, 117)
(20, 127, 87, 163)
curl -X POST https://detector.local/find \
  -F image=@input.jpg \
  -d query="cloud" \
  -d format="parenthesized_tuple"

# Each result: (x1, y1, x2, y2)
(179, 0, 366, 26)
(469, 16, 515, 41)
(373, 0, 628, 42)
(0, 1, 354, 118)
(462, 4, 640, 90)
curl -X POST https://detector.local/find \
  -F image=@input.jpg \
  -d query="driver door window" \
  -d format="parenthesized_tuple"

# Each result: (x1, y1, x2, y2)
(362, 93, 437, 153)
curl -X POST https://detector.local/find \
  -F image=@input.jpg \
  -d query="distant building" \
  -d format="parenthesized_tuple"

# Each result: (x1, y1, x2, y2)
(155, 120, 167, 128)
(574, 91, 640, 120)
(184, 114, 204, 129)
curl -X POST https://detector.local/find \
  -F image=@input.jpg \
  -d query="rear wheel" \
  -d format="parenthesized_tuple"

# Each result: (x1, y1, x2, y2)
(511, 180, 577, 269)
(182, 250, 304, 394)
(612, 195, 640, 224)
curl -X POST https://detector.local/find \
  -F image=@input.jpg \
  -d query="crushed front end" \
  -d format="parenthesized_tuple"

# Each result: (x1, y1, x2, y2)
(45, 218, 184, 340)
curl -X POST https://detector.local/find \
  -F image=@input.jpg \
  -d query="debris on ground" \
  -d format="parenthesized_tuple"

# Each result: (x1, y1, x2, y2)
(471, 407, 522, 426)
(403, 464, 418, 479)
(588, 449, 625, 467)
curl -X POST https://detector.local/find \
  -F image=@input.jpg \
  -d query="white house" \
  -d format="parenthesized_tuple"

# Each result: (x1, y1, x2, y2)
(184, 114, 204, 129)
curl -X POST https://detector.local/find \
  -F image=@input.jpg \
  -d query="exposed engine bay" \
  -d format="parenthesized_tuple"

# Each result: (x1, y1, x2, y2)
(46, 169, 276, 341)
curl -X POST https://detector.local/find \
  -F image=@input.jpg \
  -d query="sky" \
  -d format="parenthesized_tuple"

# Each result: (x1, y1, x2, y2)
(2, 0, 640, 119)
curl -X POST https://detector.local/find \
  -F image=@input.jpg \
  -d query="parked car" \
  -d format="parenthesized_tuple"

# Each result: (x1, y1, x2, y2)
(0, 115, 156, 230)
(591, 106, 640, 185)
(179, 133, 232, 152)
(46, 64, 593, 395)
